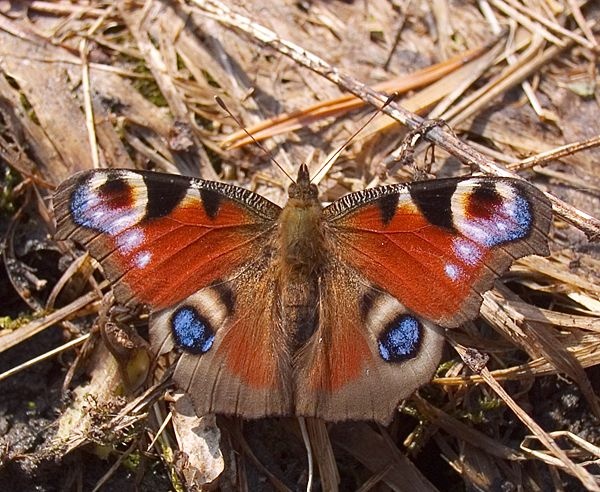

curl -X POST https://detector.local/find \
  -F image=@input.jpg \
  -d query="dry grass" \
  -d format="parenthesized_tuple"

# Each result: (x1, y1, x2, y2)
(0, 0, 599, 490)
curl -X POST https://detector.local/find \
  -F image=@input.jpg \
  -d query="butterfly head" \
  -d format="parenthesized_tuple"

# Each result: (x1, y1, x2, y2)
(288, 164, 319, 203)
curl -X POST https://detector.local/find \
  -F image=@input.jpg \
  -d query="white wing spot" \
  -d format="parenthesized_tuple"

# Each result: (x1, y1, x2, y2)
(134, 251, 152, 269)
(452, 238, 482, 266)
(116, 227, 144, 253)
(444, 263, 461, 282)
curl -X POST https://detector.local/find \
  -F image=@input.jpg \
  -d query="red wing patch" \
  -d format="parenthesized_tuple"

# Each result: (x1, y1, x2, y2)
(217, 307, 283, 390)
(301, 313, 371, 392)
(111, 199, 273, 308)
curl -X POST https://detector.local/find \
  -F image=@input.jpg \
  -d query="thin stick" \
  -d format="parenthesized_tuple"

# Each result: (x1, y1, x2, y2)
(298, 417, 314, 492)
(0, 333, 90, 383)
(91, 442, 137, 492)
(0, 290, 100, 354)
(147, 410, 173, 452)
(507, 134, 600, 171)
(80, 7, 112, 170)
(79, 38, 100, 169)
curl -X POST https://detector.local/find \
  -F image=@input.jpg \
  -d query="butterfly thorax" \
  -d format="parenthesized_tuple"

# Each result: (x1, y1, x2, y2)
(278, 165, 327, 278)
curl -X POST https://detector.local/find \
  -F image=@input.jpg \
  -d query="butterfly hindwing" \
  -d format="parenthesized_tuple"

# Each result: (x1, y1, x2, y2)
(151, 264, 294, 418)
(294, 260, 444, 423)
(324, 177, 552, 328)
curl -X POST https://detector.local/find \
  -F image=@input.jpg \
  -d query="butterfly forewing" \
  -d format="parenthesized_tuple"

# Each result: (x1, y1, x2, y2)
(53, 169, 281, 309)
(324, 177, 552, 328)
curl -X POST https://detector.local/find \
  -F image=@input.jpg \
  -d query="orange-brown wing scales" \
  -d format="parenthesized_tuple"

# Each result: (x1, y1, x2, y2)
(151, 269, 293, 418)
(216, 305, 283, 390)
(53, 169, 280, 310)
(326, 177, 551, 328)
(301, 304, 371, 392)
(112, 203, 270, 309)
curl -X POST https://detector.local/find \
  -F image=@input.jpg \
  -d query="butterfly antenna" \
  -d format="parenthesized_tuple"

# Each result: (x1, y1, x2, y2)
(311, 93, 398, 183)
(215, 96, 295, 184)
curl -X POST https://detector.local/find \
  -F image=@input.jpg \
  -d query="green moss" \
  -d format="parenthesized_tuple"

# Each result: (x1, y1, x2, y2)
(160, 444, 185, 492)
(478, 394, 503, 412)
(436, 359, 455, 377)
(132, 62, 168, 107)
(0, 165, 22, 215)
(0, 313, 36, 330)
(457, 394, 504, 424)
(122, 450, 141, 471)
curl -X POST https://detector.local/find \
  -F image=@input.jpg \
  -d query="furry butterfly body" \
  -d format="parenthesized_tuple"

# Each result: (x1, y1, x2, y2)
(53, 165, 552, 423)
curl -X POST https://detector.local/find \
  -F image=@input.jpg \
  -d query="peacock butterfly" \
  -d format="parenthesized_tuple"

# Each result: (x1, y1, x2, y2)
(53, 164, 552, 423)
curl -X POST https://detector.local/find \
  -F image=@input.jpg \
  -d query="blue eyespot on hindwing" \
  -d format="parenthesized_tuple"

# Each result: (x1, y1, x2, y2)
(378, 315, 422, 362)
(171, 306, 215, 354)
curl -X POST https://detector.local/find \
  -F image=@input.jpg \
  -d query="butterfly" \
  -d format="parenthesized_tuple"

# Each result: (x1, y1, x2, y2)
(53, 165, 552, 423)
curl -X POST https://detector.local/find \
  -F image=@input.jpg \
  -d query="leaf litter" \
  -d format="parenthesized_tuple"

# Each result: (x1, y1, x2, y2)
(0, 0, 599, 490)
